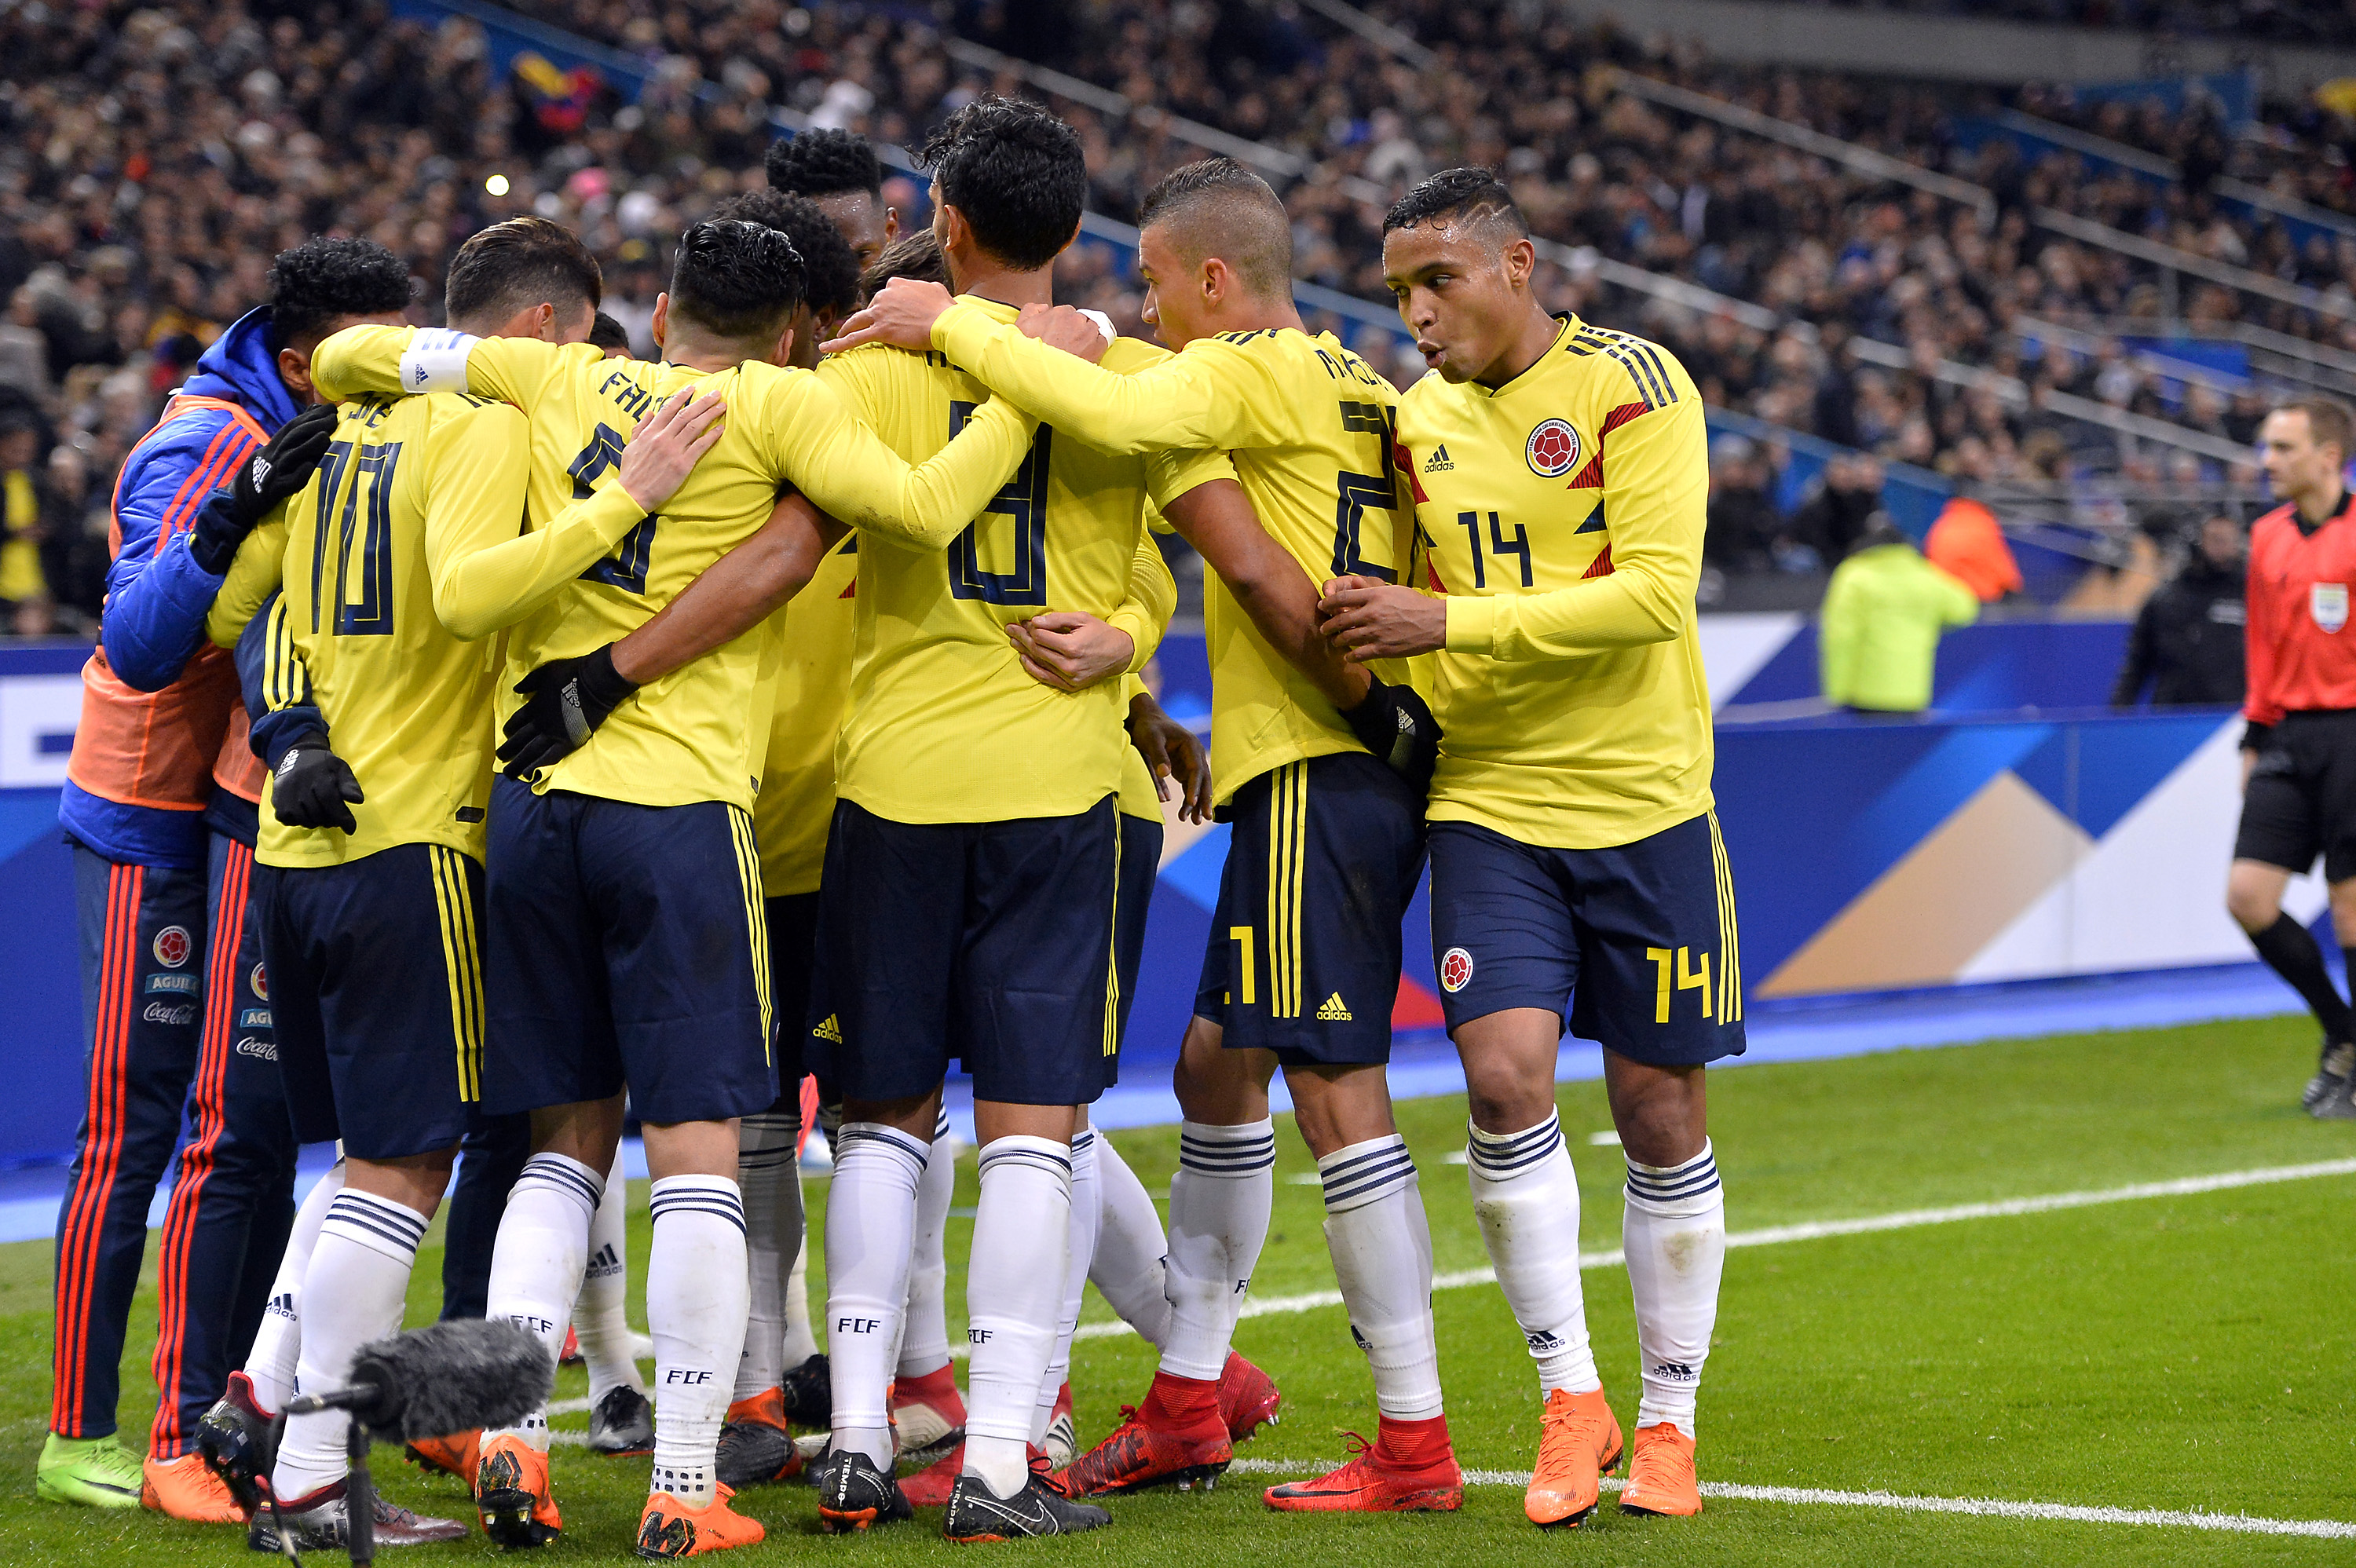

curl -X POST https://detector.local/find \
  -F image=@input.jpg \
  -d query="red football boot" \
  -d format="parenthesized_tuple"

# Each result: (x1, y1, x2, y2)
(1056, 1371, 1232, 1496)
(1216, 1351, 1282, 1442)
(1262, 1416, 1462, 1513)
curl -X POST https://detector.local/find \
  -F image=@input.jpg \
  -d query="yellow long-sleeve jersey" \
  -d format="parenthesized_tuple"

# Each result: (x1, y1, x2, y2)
(754, 532, 858, 899)
(755, 521, 1175, 896)
(204, 391, 650, 868)
(929, 306, 1414, 806)
(820, 298, 1230, 825)
(1396, 314, 1714, 850)
(309, 325, 1037, 812)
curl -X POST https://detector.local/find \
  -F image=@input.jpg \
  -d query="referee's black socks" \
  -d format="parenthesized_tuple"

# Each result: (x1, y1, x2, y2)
(2248, 913, 2354, 1043)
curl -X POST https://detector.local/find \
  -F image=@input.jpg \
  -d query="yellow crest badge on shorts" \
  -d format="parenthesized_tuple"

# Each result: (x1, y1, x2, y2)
(2314, 582, 2349, 633)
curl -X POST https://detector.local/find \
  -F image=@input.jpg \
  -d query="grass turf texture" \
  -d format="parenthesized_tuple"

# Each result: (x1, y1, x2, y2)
(1, 1014, 2351, 1565)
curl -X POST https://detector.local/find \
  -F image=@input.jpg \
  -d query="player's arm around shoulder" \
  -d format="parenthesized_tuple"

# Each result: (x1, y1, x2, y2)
(933, 297, 1248, 453)
(763, 360, 1033, 549)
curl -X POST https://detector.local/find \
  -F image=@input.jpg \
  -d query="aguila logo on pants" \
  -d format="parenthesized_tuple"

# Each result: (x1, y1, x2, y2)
(152, 925, 192, 968)
(2314, 582, 2349, 633)
(1440, 946, 1475, 993)
(1525, 418, 1581, 477)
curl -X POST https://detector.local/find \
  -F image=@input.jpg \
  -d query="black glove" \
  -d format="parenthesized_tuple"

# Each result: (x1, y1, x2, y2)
(498, 644, 638, 780)
(191, 403, 340, 572)
(271, 730, 364, 833)
(1342, 674, 1442, 795)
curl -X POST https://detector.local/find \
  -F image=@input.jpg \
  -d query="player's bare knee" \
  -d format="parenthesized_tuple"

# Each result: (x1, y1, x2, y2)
(1461, 1053, 1556, 1136)
(1287, 1065, 1396, 1159)
(1173, 1021, 1272, 1124)
(642, 1117, 741, 1182)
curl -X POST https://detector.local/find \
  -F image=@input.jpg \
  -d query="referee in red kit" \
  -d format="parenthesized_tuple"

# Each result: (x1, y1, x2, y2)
(2227, 397, 2356, 1120)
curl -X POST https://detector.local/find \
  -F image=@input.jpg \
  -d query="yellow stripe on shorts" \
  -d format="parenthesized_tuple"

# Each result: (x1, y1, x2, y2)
(428, 846, 485, 1101)
(729, 808, 774, 1054)
(1103, 811, 1123, 1058)
(1265, 762, 1308, 1019)
(1707, 813, 1742, 1025)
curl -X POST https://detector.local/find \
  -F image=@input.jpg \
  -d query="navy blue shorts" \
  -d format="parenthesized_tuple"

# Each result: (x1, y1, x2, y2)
(808, 796, 1120, 1106)
(484, 779, 777, 1124)
(1114, 813, 1163, 1050)
(1428, 812, 1746, 1068)
(766, 892, 818, 1097)
(1193, 752, 1426, 1066)
(256, 843, 484, 1161)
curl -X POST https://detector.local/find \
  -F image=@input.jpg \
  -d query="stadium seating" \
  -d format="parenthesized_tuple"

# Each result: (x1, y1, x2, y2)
(2, 0, 2340, 634)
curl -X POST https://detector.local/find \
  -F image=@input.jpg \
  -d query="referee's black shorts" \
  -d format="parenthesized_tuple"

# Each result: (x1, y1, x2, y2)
(2236, 710, 2356, 883)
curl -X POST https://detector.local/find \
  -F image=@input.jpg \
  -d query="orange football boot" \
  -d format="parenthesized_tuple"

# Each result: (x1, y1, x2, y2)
(636, 1486, 765, 1558)
(404, 1429, 481, 1487)
(141, 1453, 246, 1522)
(1524, 1387, 1623, 1527)
(1617, 1422, 1702, 1517)
(474, 1434, 562, 1548)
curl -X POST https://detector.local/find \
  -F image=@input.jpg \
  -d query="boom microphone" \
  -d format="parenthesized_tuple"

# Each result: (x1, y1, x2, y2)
(285, 1318, 554, 1444)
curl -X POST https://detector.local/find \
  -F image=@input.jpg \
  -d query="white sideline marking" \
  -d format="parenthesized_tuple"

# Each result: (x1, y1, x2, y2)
(997, 1155, 2356, 1354)
(1222, 1460, 2356, 1540)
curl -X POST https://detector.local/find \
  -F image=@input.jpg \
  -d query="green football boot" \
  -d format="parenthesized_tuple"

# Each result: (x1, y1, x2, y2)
(36, 1432, 145, 1508)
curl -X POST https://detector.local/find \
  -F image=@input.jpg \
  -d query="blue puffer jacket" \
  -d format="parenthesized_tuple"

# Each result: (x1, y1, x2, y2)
(101, 307, 300, 691)
(59, 308, 300, 866)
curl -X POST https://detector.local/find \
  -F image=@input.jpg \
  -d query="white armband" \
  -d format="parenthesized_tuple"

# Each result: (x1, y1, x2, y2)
(1077, 309, 1116, 345)
(400, 329, 480, 393)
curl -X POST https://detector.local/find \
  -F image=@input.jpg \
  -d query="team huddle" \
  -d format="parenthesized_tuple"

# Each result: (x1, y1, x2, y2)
(45, 98, 1741, 1559)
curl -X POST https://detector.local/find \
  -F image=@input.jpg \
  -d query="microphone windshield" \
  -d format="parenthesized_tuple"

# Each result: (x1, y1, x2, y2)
(344, 1319, 554, 1444)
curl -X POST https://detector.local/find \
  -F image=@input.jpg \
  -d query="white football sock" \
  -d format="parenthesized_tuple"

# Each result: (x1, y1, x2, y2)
(824, 1123, 927, 1467)
(781, 1240, 818, 1369)
(1624, 1142, 1725, 1442)
(734, 1109, 801, 1402)
(482, 1152, 603, 1451)
(1319, 1133, 1442, 1421)
(963, 1135, 1071, 1499)
(1468, 1113, 1598, 1395)
(897, 1106, 956, 1380)
(576, 1142, 646, 1406)
(646, 1176, 748, 1504)
(245, 1157, 344, 1416)
(1033, 1125, 1101, 1445)
(270, 1188, 426, 1500)
(1160, 1119, 1275, 1380)
(1089, 1132, 1171, 1349)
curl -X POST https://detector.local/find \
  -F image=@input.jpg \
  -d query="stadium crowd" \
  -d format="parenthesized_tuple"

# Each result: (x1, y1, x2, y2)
(0, 0, 2330, 637)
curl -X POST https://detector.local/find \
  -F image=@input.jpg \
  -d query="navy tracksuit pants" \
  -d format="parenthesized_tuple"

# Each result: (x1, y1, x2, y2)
(51, 837, 297, 1454)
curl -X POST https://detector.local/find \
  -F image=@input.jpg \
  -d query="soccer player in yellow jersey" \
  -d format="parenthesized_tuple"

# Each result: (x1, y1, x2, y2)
(308, 217, 1037, 1556)
(832, 155, 1459, 1510)
(1321, 169, 1742, 1528)
(545, 217, 1249, 1500)
(192, 351, 724, 1550)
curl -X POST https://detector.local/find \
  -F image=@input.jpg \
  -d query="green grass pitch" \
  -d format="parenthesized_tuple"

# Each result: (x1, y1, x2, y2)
(2, 1014, 2352, 1565)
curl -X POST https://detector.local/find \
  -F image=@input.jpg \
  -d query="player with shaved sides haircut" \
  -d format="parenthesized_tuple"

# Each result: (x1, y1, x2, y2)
(1132, 155, 1295, 303)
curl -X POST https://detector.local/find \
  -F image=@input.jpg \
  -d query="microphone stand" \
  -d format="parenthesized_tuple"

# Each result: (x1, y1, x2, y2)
(345, 1412, 377, 1566)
